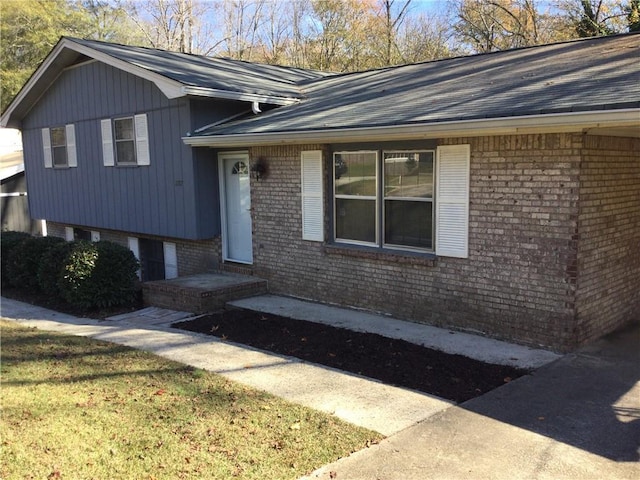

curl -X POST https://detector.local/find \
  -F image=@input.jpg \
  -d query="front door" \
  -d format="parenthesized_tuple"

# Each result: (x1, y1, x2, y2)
(220, 153, 253, 263)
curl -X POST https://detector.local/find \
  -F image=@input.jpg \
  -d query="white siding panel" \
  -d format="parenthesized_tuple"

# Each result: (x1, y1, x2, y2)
(101, 119, 114, 166)
(301, 150, 324, 241)
(134, 114, 150, 166)
(163, 241, 178, 279)
(436, 145, 470, 258)
(42, 128, 52, 168)
(65, 124, 77, 167)
(128, 237, 141, 279)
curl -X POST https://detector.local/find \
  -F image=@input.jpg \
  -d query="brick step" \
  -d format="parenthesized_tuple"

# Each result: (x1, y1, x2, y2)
(142, 273, 268, 314)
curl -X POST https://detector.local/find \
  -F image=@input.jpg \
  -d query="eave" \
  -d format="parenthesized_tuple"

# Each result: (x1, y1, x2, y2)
(182, 109, 640, 148)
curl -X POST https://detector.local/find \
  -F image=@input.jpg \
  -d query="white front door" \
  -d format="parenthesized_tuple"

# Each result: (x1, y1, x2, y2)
(220, 153, 253, 263)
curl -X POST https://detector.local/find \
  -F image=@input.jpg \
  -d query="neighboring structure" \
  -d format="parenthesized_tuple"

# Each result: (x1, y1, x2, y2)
(1, 34, 638, 351)
(0, 129, 42, 234)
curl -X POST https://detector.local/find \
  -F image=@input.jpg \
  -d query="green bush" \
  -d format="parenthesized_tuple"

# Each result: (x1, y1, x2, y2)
(6, 235, 66, 290)
(37, 241, 73, 297)
(1, 231, 31, 287)
(59, 240, 139, 309)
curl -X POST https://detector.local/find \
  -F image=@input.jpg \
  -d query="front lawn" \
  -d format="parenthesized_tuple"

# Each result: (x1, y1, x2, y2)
(0, 320, 381, 479)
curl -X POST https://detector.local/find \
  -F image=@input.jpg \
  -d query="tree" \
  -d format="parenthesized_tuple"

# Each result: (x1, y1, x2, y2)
(626, 0, 640, 30)
(0, 0, 93, 111)
(454, 0, 574, 52)
(124, 0, 220, 54)
(557, 0, 628, 37)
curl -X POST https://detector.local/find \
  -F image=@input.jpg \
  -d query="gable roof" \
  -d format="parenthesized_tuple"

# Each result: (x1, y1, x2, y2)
(186, 33, 640, 146)
(1, 37, 333, 128)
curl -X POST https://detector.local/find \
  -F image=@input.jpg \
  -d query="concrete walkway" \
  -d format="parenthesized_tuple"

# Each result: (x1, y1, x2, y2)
(3, 295, 637, 479)
(1, 295, 556, 437)
(303, 322, 640, 480)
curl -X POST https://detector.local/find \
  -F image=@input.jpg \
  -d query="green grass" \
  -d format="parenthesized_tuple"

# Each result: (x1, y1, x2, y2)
(0, 320, 381, 479)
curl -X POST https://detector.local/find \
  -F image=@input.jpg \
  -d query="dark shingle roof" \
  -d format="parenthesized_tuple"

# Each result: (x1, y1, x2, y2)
(195, 33, 639, 137)
(69, 38, 332, 100)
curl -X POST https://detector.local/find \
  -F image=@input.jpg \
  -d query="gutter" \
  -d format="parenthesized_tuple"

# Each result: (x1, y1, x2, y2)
(182, 109, 640, 147)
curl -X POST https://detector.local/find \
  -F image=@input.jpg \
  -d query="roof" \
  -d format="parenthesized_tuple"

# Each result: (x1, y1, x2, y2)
(187, 33, 640, 146)
(1, 37, 334, 128)
(0, 151, 24, 181)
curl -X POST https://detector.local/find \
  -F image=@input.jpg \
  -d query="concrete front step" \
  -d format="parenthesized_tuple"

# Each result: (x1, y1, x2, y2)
(142, 272, 268, 314)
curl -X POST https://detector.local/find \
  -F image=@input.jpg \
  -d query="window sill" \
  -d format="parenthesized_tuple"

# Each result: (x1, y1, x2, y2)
(324, 243, 436, 266)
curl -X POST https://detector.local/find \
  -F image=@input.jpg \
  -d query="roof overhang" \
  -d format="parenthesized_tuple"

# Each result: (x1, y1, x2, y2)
(0, 38, 298, 128)
(183, 109, 640, 147)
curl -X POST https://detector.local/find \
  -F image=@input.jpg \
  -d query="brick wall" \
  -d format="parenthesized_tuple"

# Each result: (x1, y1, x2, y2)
(46, 222, 221, 276)
(250, 134, 590, 350)
(575, 136, 640, 345)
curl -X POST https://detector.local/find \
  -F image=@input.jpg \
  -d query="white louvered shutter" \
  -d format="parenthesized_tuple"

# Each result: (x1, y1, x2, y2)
(163, 242, 178, 279)
(66, 124, 77, 167)
(65, 227, 74, 241)
(134, 114, 150, 166)
(42, 128, 52, 168)
(301, 150, 324, 241)
(435, 145, 470, 258)
(101, 119, 114, 166)
(128, 237, 141, 279)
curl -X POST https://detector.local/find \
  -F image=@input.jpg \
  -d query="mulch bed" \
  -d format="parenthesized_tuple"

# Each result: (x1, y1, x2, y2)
(173, 308, 529, 403)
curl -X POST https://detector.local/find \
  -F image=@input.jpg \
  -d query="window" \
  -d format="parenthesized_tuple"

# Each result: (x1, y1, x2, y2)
(101, 114, 149, 167)
(114, 117, 136, 165)
(384, 151, 434, 249)
(41, 125, 77, 168)
(334, 152, 378, 244)
(333, 150, 434, 251)
(50, 127, 67, 167)
(331, 145, 469, 257)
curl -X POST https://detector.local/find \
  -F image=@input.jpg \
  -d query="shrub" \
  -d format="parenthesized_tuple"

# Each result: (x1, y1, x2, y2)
(37, 241, 74, 297)
(1, 231, 31, 287)
(59, 240, 139, 309)
(6, 235, 66, 290)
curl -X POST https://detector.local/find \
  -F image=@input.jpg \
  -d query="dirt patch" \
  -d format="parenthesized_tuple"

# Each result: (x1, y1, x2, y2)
(173, 308, 529, 403)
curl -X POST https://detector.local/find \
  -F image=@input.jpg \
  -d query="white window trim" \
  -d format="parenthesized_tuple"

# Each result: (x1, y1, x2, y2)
(163, 242, 178, 279)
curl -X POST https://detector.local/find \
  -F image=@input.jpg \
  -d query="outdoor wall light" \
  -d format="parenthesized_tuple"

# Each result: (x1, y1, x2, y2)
(251, 157, 268, 181)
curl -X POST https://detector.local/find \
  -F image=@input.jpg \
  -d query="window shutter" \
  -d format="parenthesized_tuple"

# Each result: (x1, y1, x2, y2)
(301, 150, 324, 241)
(90, 231, 100, 242)
(66, 124, 77, 167)
(163, 242, 178, 279)
(128, 237, 141, 279)
(42, 128, 52, 168)
(101, 119, 114, 166)
(65, 227, 74, 241)
(134, 114, 150, 166)
(436, 144, 470, 258)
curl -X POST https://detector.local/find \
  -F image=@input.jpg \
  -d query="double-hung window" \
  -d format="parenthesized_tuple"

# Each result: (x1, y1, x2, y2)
(101, 114, 150, 167)
(114, 117, 136, 165)
(334, 150, 434, 251)
(326, 145, 469, 258)
(41, 124, 77, 168)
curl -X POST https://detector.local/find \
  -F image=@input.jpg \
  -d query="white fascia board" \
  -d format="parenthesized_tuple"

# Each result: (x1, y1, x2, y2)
(182, 109, 640, 147)
(182, 86, 300, 106)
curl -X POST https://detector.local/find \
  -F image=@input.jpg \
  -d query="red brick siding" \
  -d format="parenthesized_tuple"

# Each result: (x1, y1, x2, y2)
(45, 222, 221, 276)
(250, 134, 586, 350)
(575, 136, 640, 345)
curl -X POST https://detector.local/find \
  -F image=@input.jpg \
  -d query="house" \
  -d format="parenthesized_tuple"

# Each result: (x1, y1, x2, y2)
(1, 34, 638, 351)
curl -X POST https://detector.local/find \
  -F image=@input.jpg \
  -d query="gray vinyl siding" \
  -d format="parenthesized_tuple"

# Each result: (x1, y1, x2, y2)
(20, 60, 237, 240)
